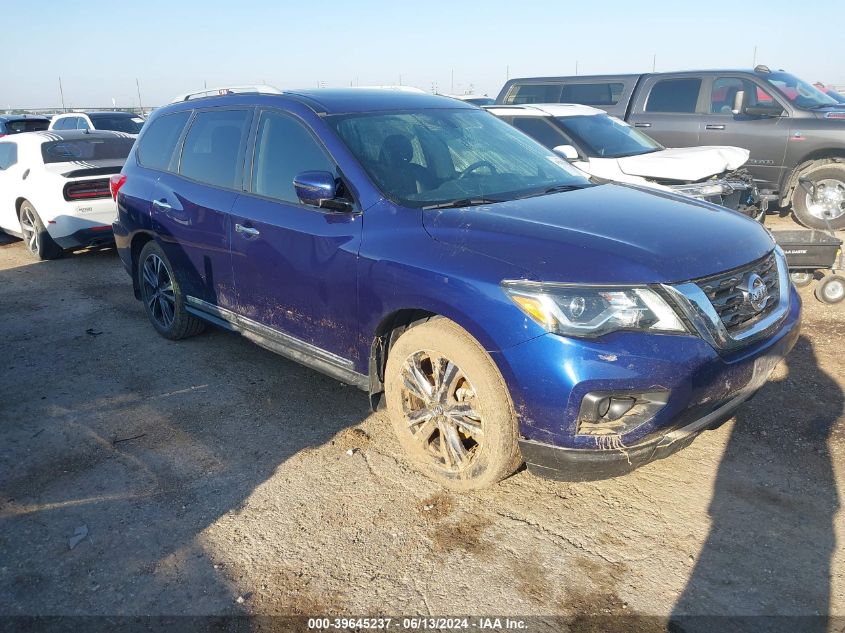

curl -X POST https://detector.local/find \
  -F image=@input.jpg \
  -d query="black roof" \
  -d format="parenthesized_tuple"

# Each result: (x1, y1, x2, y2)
(0, 114, 50, 122)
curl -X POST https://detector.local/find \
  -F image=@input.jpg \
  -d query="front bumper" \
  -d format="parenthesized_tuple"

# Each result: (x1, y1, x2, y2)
(670, 178, 765, 217)
(497, 285, 801, 481)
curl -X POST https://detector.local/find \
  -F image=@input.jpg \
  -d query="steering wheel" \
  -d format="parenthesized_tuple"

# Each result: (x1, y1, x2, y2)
(459, 161, 497, 179)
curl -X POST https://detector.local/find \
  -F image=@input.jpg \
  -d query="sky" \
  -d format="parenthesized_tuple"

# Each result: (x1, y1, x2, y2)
(2, 0, 844, 110)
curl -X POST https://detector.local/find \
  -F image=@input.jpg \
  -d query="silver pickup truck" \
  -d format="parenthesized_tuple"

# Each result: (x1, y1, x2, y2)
(497, 66, 845, 230)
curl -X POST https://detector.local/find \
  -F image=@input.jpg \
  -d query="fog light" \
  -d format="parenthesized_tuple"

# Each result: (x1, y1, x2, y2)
(577, 390, 670, 437)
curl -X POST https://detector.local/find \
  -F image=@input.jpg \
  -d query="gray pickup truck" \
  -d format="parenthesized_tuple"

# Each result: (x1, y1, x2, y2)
(496, 66, 845, 229)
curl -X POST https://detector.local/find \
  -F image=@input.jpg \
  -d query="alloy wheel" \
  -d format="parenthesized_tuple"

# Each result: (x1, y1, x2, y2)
(19, 206, 39, 255)
(805, 178, 845, 221)
(141, 253, 176, 329)
(399, 350, 483, 471)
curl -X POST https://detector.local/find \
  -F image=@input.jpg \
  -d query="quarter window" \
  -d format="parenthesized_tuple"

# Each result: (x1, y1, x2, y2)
(251, 111, 335, 204)
(645, 78, 702, 113)
(180, 109, 251, 189)
(0, 143, 17, 170)
(137, 111, 191, 171)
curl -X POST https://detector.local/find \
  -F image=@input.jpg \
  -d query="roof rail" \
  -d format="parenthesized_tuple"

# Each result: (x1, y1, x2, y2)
(170, 84, 283, 103)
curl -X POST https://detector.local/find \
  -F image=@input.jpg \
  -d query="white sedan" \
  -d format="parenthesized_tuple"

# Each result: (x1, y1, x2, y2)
(0, 130, 135, 259)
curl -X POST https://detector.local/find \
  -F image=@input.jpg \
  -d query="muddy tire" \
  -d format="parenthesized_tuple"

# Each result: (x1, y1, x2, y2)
(384, 317, 521, 490)
(137, 241, 206, 340)
(18, 201, 63, 260)
(815, 274, 845, 304)
(791, 164, 845, 230)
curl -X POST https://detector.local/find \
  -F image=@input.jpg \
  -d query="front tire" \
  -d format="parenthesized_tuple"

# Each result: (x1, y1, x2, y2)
(18, 201, 62, 260)
(384, 317, 521, 490)
(791, 164, 845, 230)
(137, 241, 205, 340)
(815, 274, 845, 304)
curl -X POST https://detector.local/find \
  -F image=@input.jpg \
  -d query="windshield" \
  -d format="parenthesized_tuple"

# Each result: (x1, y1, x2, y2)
(763, 72, 838, 109)
(328, 109, 591, 208)
(89, 114, 145, 134)
(41, 137, 135, 163)
(555, 114, 662, 158)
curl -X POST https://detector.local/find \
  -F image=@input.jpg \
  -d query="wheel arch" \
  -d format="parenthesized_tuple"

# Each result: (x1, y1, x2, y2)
(129, 231, 156, 300)
(781, 151, 845, 206)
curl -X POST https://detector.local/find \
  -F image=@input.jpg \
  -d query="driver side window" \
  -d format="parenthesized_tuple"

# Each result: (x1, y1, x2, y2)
(710, 77, 780, 114)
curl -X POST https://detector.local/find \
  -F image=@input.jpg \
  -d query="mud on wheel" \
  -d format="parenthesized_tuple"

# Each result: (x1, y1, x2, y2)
(384, 317, 521, 490)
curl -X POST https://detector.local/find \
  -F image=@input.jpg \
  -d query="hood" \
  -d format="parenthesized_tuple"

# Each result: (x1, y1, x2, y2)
(423, 183, 775, 285)
(616, 146, 750, 182)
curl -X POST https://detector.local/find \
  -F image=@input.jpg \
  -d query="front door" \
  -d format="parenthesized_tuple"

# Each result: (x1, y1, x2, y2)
(229, 109, 362, 364)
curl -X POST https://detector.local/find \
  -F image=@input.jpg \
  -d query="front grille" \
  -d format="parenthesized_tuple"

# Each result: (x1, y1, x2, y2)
(695, 252, 779, 331)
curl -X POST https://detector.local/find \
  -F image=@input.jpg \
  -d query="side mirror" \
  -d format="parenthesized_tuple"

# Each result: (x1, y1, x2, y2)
(731, 90, 745, 115)
(293, 171, 352, 211)
(552, 144, 579, 161)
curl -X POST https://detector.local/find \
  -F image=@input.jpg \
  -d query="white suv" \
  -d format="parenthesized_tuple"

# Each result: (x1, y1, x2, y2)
(49, 111, 144, 135)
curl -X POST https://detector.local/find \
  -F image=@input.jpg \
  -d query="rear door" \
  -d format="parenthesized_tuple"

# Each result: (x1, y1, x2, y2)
(698, 75, 790, 189)
(151, 107, 252, 308)
(229, 108, 362, 362)
(627, 75, 705, 147)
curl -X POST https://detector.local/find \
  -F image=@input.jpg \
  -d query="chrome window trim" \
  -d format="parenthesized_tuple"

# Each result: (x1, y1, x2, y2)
(662, 248, 790, 352)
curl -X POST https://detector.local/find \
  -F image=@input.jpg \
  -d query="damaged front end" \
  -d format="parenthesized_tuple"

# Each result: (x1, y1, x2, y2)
(667, 170, 767, 221)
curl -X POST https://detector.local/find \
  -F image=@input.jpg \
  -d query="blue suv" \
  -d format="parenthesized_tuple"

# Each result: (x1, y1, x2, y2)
(112, 87, 801, 489)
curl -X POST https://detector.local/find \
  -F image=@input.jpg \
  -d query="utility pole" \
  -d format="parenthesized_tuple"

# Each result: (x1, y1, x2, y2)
(652, 54, 656, 72)
(506, 65, 509, 81)
(451, 68, 454, 94)
(575, 60, 579, 76)
(58, 76, 66, 112)
(136, 78, 143, 115)
(752, 44, 758, 67)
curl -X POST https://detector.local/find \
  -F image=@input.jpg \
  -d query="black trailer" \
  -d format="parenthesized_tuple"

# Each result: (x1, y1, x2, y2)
(772, 230, 844, 304)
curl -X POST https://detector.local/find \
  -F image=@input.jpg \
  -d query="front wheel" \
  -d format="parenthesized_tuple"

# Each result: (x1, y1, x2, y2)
(384, 317, 521, 490)
(137, 241, 206, 340)
(791, 165, 845, 230)
(815, 274, 845, 304)
(18, 201, 62, 260)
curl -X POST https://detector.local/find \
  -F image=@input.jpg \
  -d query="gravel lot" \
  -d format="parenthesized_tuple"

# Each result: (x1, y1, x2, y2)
(0, 214, 843, 627)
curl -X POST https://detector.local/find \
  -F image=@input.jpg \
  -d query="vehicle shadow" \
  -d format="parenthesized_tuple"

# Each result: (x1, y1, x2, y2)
(0, 245, 370, 624)
(669, 334, 840, 633)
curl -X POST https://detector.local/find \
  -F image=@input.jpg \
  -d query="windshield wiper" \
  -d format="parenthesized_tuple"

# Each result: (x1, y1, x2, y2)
(514, 183, 592, 200)
(422, 197, 503, 210)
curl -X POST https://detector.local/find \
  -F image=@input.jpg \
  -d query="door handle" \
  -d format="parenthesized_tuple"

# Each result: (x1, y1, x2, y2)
(633, 122, 651, 128)
(152, 199, 172, 210)
(705, 124, 726, 130)
(235, 223, 260, 238)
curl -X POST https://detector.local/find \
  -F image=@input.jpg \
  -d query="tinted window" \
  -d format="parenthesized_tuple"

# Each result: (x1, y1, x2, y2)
(504, 84, 563, 104)
(645, 78, 702, 113)
(560, 82, 624, 106)
(0, 143, 17, 170)
(180, 109, 251, 189)
(251, 111, 334, 204)
(4, 119, 49, 133)
(509, 117, 573, 150)
(711, 77, 780, 114)
(52, 117, 70, 130)
(76, 118, 90, 130)
(555, 115, 662, 158)
(41, 137, 135, 163)
(137, 111, 191, 171)
(89, 114, 144, 134)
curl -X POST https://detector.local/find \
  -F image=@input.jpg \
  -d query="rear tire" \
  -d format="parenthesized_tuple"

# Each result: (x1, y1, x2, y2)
(789, 271, 814, 288)
(815, 274, 845, 304)
(384, 317, 521, 490)
(18, 201, 62, 260)
(137, 240, 206, 340)
(791, 164, 845, 230)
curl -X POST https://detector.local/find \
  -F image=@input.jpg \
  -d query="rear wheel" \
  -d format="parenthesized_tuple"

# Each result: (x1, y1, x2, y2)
(791, 164, 845, 230)
(137, 241, 205, 340)
(18, 201, 62, 260)
(789, 271, 814, 288)
(384, 317, 521, 490)
(815, 274, 845, 304)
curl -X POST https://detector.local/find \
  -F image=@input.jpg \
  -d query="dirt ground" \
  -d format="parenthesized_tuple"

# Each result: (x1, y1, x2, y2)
(0, 213, 843, 629)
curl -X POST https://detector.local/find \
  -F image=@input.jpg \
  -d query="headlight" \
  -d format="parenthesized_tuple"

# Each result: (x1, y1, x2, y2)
(502, 281, 686, 338)
(670, 182, 733, 198)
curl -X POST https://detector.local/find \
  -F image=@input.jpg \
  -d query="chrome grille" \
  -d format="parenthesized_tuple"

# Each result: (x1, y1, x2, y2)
(695, 252, 780, 331)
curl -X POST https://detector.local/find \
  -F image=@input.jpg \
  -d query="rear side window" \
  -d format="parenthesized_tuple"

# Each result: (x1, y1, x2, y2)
(90, 114, 144, 134)
(645, 78, 702, 113)
(180, 109, 251, 189)
(504, 84, 563, 104)
(137, 111, 191, 171)
(560, 82, 624, 106)
(509, 117, 573, 150)
(251, 111, 334, 204)
(0, 143, 17, 170)
(41, 138, 135, 163)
